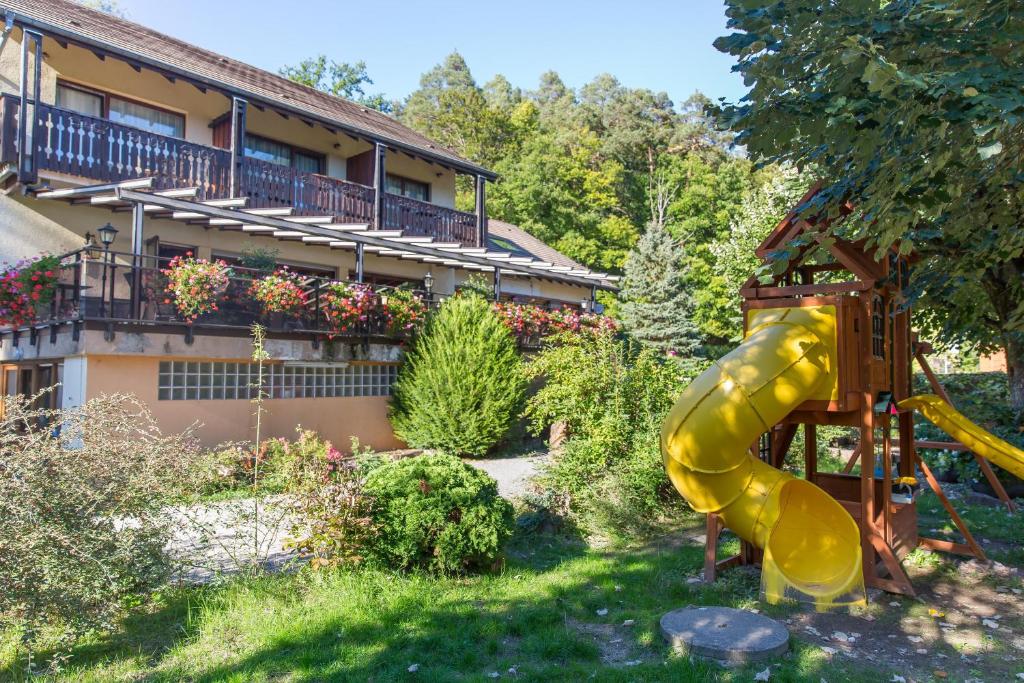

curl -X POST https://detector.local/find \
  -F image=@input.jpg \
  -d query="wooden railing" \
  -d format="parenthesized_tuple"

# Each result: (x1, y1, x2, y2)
(240, 156, 375, 224)
(382, 192, 478, 245)
(32, 102, 231, 199)
(0, 94, 19, 167)
(4, 101, 480, 244)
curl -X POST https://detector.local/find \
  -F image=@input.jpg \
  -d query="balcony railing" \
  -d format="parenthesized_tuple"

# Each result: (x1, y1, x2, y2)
(1, 97, 482, 244)
(381, 192, 478, 245)
(240, 156, 375, 224)
(32, 100, 231, 199)
(0, 250, 569, 350)
(8, 250, 429, 340)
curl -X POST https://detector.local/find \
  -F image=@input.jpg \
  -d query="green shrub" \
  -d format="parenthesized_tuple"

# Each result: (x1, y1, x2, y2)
(389, 293, 526, 456)
(361, 454, 514, 573)
(0, 394, 200, 660)
(526, 331, 691, 533)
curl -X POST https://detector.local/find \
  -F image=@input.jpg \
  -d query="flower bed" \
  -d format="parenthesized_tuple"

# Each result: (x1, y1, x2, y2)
(250, 270, 308, 317)
(162, 254, 232, 323)
(0, 255, 61, 327)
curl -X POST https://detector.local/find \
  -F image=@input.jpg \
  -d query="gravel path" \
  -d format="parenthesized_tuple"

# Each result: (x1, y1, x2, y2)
(464, 453, 547, 497)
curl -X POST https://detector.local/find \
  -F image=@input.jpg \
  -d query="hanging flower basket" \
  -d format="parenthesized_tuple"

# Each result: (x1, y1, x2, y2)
(321, 281, 376, 334)
(380, 288, 427, 336)
(250, 270, 309, 317)
(0, 254, 61, 328)
(162, 254, 232, 323)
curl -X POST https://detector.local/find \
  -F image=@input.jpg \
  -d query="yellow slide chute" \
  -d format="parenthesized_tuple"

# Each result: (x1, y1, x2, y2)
(899, 394, 1024, 481)
(661, 306, 865, 608)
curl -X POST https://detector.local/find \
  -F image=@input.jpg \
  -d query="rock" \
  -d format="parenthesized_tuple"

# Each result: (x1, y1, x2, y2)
(596, 608, 608, 616)
(622, 619, 635, 626)
(660, 606, 789, 664)
(407, 664, 420, 673)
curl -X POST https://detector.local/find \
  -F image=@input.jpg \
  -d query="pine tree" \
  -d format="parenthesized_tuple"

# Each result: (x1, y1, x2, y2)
(619, 223, 700, 357)
(389, 293, 526, 457)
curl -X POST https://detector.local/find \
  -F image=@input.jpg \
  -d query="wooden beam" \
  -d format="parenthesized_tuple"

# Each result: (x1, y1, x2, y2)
(915, 453, 986, 560)
(740, 280, 869, 299)
(914, 349, 1016, 512)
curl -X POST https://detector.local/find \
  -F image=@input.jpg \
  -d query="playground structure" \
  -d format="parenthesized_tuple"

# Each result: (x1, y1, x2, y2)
(661, 186, 1024, 606)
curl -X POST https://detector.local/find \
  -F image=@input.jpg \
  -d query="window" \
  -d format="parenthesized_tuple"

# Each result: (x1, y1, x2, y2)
(386, 174, 430, 202)
(213, 253, 336, 280)
(244, 134, 325, 174)
(347, 271, 423, 288)
(56, 83, 103, 117)
(108, 96, 185, 138)
(157, 361, 398, 400)
(55, 81, 185, 138)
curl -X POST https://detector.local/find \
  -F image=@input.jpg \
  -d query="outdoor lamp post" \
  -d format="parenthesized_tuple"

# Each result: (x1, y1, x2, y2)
(580, 298, 590, 313)
(97, 223, 118, 318)
(423, 270, 434, 304)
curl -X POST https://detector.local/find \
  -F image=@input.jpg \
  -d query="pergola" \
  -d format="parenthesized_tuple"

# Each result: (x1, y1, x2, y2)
(35, 178, 618, 318)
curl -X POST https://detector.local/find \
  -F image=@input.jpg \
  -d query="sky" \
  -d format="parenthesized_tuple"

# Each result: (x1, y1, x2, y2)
(115, 0, 745, 107)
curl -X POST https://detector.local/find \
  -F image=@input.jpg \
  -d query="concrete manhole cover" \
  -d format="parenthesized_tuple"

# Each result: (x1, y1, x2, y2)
(660, 606, 789, 664)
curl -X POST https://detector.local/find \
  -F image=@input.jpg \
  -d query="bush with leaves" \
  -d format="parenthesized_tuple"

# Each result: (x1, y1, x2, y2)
(526, 331, 693, 533)
(285, 439, 384, 569)
(390, 293, 526, 456)
(0, 393, 200, 663)
(361, 453, 513, 573)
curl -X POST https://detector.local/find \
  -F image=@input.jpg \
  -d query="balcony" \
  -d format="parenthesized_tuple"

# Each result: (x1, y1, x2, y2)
(2, 250, 572, 349)
(1, 96, 482, 246)
(13, 249, 431, 344)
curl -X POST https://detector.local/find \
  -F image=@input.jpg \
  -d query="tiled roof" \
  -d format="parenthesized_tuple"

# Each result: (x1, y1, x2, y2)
(6, 0, 493, 177)
(486, 219, 585, 271)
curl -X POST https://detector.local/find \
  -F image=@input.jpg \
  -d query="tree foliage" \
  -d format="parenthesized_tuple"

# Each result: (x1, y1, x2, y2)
(716, 0, 1024, 405)
(284, 49, 795, 346)
(619, 222, 700, 356)
(280, 55, 392, 112)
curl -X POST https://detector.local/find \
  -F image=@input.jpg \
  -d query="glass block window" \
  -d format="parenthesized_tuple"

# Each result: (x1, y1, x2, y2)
(158, 361, 398, 401)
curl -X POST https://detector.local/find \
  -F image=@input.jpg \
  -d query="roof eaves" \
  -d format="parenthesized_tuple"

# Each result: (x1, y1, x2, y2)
(8, 12, 498, 180)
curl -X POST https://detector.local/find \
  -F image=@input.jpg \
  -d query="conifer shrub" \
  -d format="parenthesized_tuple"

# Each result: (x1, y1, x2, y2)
(389, 293, 526, 456)
(361, 453, 513, 573)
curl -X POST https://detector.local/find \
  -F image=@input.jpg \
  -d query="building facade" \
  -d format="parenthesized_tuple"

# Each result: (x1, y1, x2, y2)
(0, 0, 615, 449)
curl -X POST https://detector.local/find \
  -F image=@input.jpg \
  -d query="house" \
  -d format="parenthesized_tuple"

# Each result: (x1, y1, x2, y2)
(0, 0, 616, 449)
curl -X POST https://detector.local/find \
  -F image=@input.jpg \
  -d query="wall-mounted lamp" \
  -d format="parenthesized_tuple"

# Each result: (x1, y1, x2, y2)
(83, 231, 101, 259)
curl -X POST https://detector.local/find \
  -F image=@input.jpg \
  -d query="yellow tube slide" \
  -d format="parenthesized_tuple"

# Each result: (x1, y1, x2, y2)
(899, 394, 1024, 481)
(661, 306, 865, 608)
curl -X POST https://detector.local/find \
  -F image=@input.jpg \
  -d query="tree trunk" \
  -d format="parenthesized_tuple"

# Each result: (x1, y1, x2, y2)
(1004, 336, 1024, 414)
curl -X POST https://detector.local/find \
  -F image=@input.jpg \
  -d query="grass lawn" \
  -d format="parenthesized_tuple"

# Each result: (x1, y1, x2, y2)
(2, 494, 1021, 682)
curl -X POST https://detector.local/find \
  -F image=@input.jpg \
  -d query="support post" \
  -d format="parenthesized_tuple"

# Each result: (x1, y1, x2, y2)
(130, 202, 145, 320)
(493, 267, 501, 301)
(228, 97, 247, 198)
(373, 143, 387, 229)
(914, 348, 1016, 512)
(475, 174, 487, 247)
(355, 243, 364, 283)
(17, 29, 43, 184)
